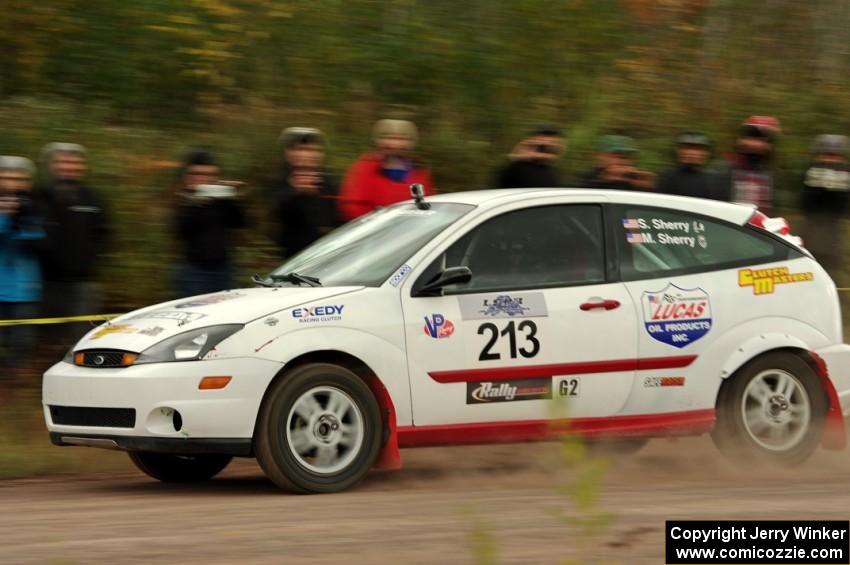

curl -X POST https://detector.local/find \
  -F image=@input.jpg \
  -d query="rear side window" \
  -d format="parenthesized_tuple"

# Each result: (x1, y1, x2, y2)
(615, 205, 798, 281)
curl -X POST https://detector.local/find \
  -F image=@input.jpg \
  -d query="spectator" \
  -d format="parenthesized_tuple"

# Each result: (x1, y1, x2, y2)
(658, 131, 720, 199)
(494, 124, 565, 188)
(799, 134, 850, 278)
(174, 149, 246, 297)
(0, 157, 45, 375)
(35, 143, 110, 344)
(271, 127, 340, 258)
(716, 116, 781, 215)
(339, 119, 433, 221)
(580, 135, 655, 191)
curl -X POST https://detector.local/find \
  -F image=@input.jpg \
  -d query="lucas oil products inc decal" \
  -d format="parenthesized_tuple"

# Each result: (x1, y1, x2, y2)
(458, 292, 548, 320)
(423, 314, 455, 338)
(467, 378, 552, 404)
(641, 284, 712, 348)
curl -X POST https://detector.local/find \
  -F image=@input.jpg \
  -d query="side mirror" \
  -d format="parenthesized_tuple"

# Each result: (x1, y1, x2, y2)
(416, 266, 472, 297)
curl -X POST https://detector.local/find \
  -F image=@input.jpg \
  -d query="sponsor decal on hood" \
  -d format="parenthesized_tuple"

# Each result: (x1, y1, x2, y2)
(642, 284, 712, 348)
(291, 304, 345, 323)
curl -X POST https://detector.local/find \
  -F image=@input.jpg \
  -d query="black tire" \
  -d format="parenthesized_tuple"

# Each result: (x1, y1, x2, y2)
(128, 452, 232, 482)
(586, 437, 649, 457)
(255, 363, 382, 493)
(711, 351, 826, 466)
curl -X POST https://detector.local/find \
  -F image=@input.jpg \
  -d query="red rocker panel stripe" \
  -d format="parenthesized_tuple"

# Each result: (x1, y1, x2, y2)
(396, 409, 716, 448)
(427, 355, 697, 383)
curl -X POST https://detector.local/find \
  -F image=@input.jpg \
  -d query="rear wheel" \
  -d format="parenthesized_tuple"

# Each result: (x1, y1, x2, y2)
(128, 452, 232, 482)
(255, 363, 382, 493)
(711, 352, 826, 466)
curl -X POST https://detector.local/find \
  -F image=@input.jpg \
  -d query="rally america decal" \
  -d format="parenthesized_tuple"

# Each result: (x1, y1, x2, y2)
(641, 283, 712, 348)
(467, 378, 552, 404)
(458, 292, 548, 320)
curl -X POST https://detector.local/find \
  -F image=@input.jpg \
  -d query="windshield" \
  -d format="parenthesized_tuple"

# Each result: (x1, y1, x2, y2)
(270, 202, 474, 286)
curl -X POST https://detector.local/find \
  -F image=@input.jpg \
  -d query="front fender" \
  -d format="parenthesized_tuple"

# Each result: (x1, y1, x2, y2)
(248, 326, 413, 427)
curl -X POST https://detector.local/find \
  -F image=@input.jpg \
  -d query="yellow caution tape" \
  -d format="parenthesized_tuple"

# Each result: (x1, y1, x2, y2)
(0, 313, 122, 327)
(0, 287, 849, 326)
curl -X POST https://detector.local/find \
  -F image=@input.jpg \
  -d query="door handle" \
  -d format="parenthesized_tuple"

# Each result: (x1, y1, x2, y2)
(579, 299, 621, 311)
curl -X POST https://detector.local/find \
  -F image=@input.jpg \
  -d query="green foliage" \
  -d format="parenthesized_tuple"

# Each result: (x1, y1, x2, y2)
(2, 1, 850, 311)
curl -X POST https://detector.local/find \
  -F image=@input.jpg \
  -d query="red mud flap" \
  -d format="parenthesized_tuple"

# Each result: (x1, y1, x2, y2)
(365, 375, 402, 470)
(809, 352, 847, 450)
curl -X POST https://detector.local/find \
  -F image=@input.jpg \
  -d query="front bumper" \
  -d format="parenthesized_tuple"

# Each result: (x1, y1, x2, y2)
(49, 432, 252, 455)
(42, 357, 284, 447)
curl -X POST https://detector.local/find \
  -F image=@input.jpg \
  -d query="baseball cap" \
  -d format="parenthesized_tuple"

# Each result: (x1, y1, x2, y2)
(598, 134, 637, 154)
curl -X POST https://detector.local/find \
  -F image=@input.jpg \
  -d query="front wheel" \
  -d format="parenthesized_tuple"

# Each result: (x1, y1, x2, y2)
(711, 352, 826, 466)
(128, 452, 232, 482)
(255, 363, 382, 493)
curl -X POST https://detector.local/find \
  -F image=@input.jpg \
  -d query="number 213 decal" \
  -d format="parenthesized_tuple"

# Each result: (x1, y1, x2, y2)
(478, 320, 540, 361)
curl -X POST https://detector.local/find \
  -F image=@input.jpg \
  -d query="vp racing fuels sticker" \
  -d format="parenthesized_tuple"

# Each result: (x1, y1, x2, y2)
(467, 378, 552, 404)
(458, 292, 548, 320)
(424, 314, 455, 338)
(642, 284, 712, 348)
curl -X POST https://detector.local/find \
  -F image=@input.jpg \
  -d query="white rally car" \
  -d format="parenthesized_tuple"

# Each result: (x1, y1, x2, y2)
(43, 188, 850, 493)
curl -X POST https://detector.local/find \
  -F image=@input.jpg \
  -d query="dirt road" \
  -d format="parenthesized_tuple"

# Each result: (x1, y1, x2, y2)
(2, 436, 849, 564)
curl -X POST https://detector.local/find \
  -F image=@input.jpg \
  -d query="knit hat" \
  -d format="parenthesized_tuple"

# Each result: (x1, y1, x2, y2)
(0, 156, 35, 176)
(812, 134, 849, 156)
(279, 127, 326, 148)
(372, 119, 418, 144)
(41, 142, 87, 162)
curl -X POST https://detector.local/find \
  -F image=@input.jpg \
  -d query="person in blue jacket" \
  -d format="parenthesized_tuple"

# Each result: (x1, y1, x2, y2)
(0, 156, 45, 375)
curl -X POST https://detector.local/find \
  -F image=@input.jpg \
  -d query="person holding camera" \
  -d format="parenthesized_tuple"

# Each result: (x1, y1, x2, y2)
(271, 127, 340, 258)
(658, 131, 720, 199)
(174, 149, 246, 298)
(36, 143, 110, 346)
(493, 125, 565, 188)
(0, 157, 45, 375)
(799, 134, 850, 279)
(580, 135, 656, 191)
(714, 116, 781, 215)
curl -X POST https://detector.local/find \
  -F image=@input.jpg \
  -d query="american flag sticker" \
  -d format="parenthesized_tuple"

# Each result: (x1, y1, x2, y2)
(622, 218, 640, 230)
(626, 232, 644, 244)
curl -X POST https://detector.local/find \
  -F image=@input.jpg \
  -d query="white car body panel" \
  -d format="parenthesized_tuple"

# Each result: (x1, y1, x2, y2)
(43, 188, 850, 455)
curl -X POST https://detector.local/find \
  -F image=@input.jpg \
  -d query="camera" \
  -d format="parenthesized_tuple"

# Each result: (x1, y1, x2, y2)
(195, 184, 237, 200)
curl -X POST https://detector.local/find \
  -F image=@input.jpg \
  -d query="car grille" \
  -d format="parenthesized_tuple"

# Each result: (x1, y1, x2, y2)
(49, 406, 136, 428)
(77, 350, 131, 368)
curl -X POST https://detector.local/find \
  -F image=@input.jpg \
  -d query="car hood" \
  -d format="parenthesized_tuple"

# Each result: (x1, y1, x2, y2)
(73, 286, 364, 352)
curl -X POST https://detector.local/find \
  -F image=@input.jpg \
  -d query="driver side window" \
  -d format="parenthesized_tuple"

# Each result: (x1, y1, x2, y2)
(418, 204, 606, 294)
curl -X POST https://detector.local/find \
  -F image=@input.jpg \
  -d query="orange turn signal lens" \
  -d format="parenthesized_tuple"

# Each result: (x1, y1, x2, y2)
(120, 353, 139, 366)
(74, 352, 84, 366)
(198, 376, 232, 390)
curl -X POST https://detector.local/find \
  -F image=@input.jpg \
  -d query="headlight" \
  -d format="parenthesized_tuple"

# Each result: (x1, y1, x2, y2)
(134, 324, 243, 365)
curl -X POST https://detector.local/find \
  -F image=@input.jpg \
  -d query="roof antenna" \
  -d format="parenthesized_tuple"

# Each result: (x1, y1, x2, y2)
(409, 183, 430, 210)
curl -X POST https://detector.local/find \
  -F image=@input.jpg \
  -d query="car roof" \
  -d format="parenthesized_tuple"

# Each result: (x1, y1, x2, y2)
(426, 188, 756, 225)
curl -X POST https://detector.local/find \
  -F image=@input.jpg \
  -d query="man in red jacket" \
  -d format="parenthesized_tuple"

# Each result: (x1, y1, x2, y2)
(339, 119, 434, 221)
